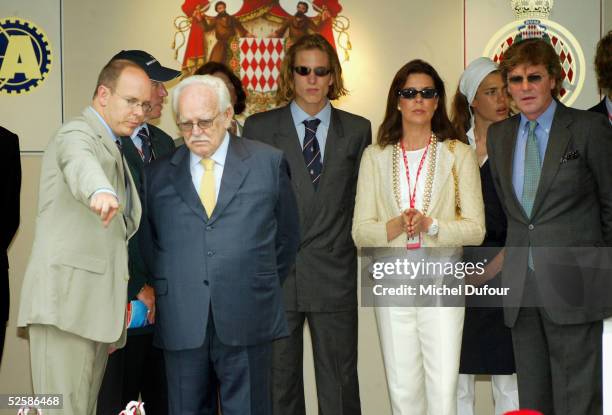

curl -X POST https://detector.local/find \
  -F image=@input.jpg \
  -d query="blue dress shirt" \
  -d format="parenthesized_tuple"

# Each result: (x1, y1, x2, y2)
(512, 100, 557, 202)
(290, 100, 331, 161)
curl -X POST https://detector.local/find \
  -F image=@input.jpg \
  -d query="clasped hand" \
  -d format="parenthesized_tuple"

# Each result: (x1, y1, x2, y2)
(402, 208, 432, 238)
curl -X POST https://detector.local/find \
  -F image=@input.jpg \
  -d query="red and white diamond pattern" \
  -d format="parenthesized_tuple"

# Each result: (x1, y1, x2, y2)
(240, 38, 284, 93)
(491, 30, 575, 98)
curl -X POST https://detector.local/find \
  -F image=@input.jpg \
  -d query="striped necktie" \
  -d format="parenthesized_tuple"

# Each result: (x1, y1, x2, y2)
(137, 127, 153, 163)
(302, 118, 322, 188)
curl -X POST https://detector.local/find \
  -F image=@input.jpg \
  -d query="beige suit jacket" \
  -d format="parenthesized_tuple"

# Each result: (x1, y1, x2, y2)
(352, 139, 485, 249)
(18, 107, 141, 345)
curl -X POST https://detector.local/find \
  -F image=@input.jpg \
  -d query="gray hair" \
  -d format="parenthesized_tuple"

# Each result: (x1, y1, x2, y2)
(171, 74, 232, 119)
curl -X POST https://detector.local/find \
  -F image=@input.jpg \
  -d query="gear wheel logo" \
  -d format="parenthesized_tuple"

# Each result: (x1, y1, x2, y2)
(0, 17, 52, 95)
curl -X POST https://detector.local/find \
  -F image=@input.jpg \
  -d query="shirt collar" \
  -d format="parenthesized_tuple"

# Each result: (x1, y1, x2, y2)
(290, 100, 331, 128)
(189, 131, 231, 168)
(130, 123, 149, 140)
(605, 96, 612, 116)
(88, 106, 118, 141)
(519, 99, 557, 134)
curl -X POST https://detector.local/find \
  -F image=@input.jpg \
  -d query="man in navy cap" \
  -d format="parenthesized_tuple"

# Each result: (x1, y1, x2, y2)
(97, 50, 181, 415)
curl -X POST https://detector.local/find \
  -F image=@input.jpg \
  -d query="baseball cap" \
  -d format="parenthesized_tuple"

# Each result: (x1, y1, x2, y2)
(111, 50, 181, 82)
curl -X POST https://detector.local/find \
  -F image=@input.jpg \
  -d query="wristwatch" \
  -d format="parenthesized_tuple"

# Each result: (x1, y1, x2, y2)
(427, 218, 439, 236)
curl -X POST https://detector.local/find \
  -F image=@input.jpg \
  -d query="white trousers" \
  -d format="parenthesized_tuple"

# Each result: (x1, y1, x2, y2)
(456, 373, 519, 415)
(375, 306, 464, 415)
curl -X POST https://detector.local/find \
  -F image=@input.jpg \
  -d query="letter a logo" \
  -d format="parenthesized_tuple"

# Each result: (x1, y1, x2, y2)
(0, 17, 52, 95)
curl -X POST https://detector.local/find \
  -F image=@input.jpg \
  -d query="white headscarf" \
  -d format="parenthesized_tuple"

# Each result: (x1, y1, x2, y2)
(459, 57, 498, 105)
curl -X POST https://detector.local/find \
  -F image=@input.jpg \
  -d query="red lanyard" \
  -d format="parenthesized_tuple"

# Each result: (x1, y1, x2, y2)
(400, 141, 429, 209)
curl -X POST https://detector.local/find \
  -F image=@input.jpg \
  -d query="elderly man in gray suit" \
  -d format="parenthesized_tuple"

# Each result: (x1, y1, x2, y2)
(17, 59, 149, 414)
(139, 74, 300, 415)
(243, 34, 371, 415)
(487, 38, 612, 415)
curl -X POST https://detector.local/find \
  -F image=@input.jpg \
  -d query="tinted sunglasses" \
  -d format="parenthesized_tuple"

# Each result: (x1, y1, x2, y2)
(397, 88, 438, 100)
(293, 66, 331, 77)
(508, 74, 544, 84)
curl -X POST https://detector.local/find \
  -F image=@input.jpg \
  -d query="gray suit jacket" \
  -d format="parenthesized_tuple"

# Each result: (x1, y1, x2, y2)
(140, 135, 300, 350)
(243, 104, 372, 312)
(17, 107, 141, 345)
(487, 102, 612, 326)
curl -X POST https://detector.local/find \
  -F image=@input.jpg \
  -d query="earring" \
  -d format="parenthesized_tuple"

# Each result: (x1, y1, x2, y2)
(397, 105, 401, 111)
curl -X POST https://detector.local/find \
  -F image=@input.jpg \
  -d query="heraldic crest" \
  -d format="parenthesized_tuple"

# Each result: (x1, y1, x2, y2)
(173, 0, 350, 115)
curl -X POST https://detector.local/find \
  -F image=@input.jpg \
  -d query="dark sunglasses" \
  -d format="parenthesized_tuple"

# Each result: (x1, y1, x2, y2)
(293, 66, 331, 77)
(508, 74, 544, 84)
(397, 88, 438, 100)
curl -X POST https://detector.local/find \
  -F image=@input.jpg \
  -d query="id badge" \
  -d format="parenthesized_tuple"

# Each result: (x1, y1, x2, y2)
(406, 233, 421, 250)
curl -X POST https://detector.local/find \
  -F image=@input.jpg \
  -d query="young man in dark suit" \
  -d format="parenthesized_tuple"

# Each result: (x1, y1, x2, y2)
(243, 34, 371, 415)
(97, 50, 180, 415)
(487, 38, 612, 415)
(0, 126, 20, 367)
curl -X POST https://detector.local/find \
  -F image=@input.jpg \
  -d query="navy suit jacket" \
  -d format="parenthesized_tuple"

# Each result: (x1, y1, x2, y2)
(141, 134, 299, 350)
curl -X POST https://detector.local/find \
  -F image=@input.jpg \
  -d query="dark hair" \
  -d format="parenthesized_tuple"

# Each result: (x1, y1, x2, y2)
(450, 86, 470, 144)
(499, 38, 563, 98)
(377, 59, 456, 148)
(594, 30, 612, 93)
(215, 1, 226, 11)
(297, 1, 309, 11)
(93, 59, 143, 98)
(195, 61, 247, 114)
(276, 34, 347, 104)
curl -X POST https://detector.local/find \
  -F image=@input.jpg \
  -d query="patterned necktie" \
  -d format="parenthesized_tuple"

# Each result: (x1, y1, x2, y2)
(521, 120, 540, 270)
(302, 118, 322, 187)
(521, 120, 541, 217)
(199, 158, 216, 217)
(137, 127, 153, 163)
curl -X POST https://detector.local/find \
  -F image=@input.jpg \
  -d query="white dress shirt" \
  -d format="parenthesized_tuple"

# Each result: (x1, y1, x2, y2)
(189, 132, 230, 200)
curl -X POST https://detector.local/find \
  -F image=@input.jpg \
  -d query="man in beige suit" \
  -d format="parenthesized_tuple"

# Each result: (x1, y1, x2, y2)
(17, 59, 149, 415)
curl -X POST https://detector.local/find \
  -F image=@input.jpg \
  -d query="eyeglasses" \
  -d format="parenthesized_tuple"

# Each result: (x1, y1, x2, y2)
(397, 88, 438, 100)
(507, 74, 544, 85)
(177, 113, 221, 132)
(115, 93, 152, 113)
(293, 66, 331, 77)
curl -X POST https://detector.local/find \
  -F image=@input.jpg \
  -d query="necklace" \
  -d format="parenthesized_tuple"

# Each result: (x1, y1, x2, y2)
(392, 132, 437, 215)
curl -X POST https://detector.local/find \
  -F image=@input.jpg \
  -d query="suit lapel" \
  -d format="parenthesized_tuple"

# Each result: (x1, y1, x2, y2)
(377, 146, 399, 215)
(273, 106, 315, 201)
(427, 141, 453, 215)
(170, 146, 207, 223)
(499, 116, 526, 221)
(83, 108, 125, 176)
(209, 135, 249, 225)
(531, 103, 572, 217)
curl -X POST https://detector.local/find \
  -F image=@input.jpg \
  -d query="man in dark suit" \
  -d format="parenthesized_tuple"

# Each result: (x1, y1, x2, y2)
(97, 50, 180, 415)
(140, 74, 300, 415)
(0, 126, 20, 366)
(588, 30, 612, 125)
(487, 38, 612, 414)
(243, 34, 371, 415)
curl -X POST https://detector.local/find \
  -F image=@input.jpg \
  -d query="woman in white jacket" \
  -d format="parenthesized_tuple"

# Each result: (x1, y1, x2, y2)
(352, 59, 485, 415)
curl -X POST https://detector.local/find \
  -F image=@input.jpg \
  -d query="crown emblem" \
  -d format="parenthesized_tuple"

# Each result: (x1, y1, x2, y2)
(511, 0, 553, 19)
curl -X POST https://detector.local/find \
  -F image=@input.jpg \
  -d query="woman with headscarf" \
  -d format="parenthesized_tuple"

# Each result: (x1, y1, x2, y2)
(450, 57, 518, 415)
(352, 59, 485, 415)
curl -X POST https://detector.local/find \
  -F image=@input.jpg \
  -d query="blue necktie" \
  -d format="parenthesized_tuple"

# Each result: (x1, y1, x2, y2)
(302, 119, 322, 188)
(521, 120, 540, 269)
(137, 127, 153, 164)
